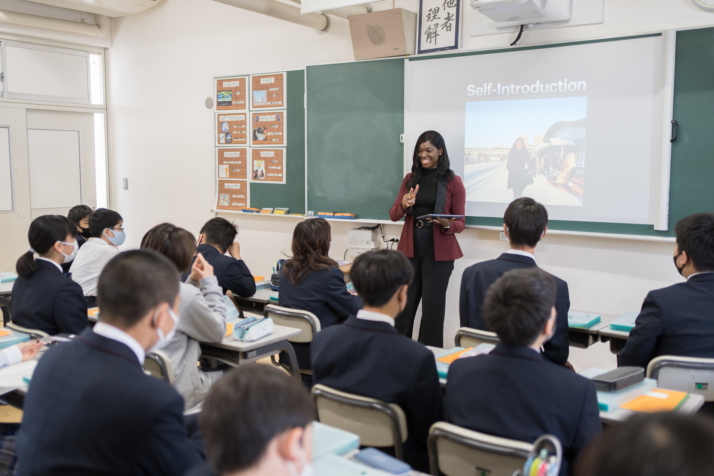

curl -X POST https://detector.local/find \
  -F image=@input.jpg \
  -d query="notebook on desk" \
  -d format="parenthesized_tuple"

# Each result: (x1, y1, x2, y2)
(580, 368, 657, 412)
(314, 454, 392, 476)
(568, 311, 601, 329)
(312, 421, 360, 460)
(610, 312, 639, 332)
(0, 272, 17, 283)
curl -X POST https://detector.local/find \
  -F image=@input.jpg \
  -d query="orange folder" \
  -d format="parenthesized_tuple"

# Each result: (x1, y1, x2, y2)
(437, 348, 474, 365)
(253, 276, 265, 282)
(0, 329, 12, 338)
(87, 308, 100, 318)
(620, 388, 689, 413)
(225, 323, 235, 337)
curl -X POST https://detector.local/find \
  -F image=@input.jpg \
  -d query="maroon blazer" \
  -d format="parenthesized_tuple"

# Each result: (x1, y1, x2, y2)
(390, 173, 465, 261)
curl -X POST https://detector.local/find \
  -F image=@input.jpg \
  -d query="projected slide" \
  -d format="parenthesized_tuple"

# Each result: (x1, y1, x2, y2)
(464, 97, 587, 207)
(406, 36, 663, 225)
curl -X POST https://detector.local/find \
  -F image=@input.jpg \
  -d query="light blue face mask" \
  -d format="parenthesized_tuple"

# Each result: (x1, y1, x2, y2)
(105, 228, 126, 247)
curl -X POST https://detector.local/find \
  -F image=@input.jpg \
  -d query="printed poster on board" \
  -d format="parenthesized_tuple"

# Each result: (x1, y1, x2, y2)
(216, 180, 249, 211)
(250, 148, 286, 184)
(217, 148, 249, 180)
(216, 113, 248, 146)
(215, 76, 248, 111)
(250, 111, 286, 147)
(418, 0, 460, 54)
(250, 73, 286, 109)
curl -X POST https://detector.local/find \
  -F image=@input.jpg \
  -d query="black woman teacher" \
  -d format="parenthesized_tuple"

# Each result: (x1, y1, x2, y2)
(389, 130, 466, 347)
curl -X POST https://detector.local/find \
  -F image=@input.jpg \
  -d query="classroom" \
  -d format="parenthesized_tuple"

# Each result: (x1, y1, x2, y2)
(1, 0, 714, 475)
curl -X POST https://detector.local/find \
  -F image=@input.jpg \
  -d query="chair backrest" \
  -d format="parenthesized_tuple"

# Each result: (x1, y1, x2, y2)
(144, 350, 175, 384)
(428, 422, 533, 476)
(311, 384, 408, 460)
(0, 296, 11, 326)
(264, 304, 321, 344)
(6, 321, 49, 339)
(647, 355, 714, 402)
(454, 327, 500, 348)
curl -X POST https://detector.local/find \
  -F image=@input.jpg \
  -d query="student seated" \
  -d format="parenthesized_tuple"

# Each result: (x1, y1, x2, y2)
(61, 204, 93, 273)
(10, 215, 88, 335)
(17, 250, 203, 475)
(279, 218, 361, 372)
(620, 213, 714, 369)
(446, 268, 601, 476)
(193, 365, 315, 476)
(311, 249, 443, 472)
(0, 341, 42, 369)
(459, 197, 570, 365)
(575, 413, 714, 476)
(70, 208, 124, 306)
(188, 218, 255, 298)
(141, 223, 227, 409)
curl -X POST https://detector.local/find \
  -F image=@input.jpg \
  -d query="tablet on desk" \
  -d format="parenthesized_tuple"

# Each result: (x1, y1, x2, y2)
(416, 214, 464, 221)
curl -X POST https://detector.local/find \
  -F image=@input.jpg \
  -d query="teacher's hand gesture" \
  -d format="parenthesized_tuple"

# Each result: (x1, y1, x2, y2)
(401, 185, 419, 211)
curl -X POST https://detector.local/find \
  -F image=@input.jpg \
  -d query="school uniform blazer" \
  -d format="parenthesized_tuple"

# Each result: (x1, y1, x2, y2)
(445, 343, 601, 476)
(10, 259, 88, 335)
(190, 244, 256, 297)
(389, 173, 465, 261)
(458, 253, 570, 366)
(311, 316, 444, 471)
(279, 266, 362, 369)
(620, 273, 714, 369)
(17, 329, 203, 476)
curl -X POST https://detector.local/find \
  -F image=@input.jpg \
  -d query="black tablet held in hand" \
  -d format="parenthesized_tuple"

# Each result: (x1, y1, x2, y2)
(416, 214, 465, 221)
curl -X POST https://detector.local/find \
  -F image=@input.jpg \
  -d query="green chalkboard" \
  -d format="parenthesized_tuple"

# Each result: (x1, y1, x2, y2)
(249, 69, 306, 214)
(306, 59, 404, 220)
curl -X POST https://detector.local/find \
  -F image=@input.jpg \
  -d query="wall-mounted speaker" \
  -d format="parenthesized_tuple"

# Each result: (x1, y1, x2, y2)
(348, 8, 417, 61)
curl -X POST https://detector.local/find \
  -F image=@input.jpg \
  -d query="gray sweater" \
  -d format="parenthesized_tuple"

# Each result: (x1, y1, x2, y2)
(164, 276, 227, 409)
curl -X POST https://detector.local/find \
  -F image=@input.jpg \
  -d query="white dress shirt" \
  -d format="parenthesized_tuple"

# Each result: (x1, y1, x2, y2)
(356, 309, 395, 327)
(0, 346, 23, 369)
(93, 321, 146, 364)
(70, 238, 119, 296)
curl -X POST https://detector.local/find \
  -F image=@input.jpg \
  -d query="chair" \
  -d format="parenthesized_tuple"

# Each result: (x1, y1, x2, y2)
(311, 384, 409, 460)
(143, 350, 175, 383)
(0, 296, 11, 326)
(6, 322, 49, 339)
(454, 327, 500, 348)
(647, 355, 714, 402)
(264, 304, 321, 376)
(428, 422, 533, 476)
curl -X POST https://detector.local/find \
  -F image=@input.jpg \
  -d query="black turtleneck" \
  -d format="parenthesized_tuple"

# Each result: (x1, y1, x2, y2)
(413, 168, 438, 219)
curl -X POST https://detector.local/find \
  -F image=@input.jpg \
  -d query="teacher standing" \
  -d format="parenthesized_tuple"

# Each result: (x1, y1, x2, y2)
(389, 130, 466, 347)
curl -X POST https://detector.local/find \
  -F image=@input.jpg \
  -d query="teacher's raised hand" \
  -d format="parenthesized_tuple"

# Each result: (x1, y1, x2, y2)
(401, 184, 420, 211)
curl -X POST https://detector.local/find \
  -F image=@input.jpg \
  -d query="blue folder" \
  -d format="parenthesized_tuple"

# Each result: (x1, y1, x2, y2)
(567, 311, 601, 329)
(610, 312, 639, 332)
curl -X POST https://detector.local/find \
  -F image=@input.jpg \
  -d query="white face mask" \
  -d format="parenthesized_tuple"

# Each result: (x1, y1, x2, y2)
(58, 240, 79, 264)
(285, 439, 313, 476)
(149, 307, 178, 353)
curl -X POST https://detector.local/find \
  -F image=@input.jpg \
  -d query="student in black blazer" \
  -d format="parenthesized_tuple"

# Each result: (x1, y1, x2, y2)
(459, 197, 570, 365)
(311, 250, 443, 472)
(10, 215, 88, 335)
(447, 268, 600, 476)
(280, 218, 361, 371)
(17, 250, 203, 476)
(188, 218, 255, 297)
(621, 213, 714, 369)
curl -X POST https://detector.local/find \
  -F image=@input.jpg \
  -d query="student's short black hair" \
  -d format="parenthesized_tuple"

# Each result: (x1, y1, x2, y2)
(199, 365, 314, 474)
(89, 208, 123, 238)
(96, 250, 179, 329)
(350, 249, 413, 307)
(483, 268, 556, 346)
(675, 213, 714, 272)
(503, 197, 548, 248)
(199, 217, 238, 254)
(67, 205, 93, 226)
(575, 413, 714, 476)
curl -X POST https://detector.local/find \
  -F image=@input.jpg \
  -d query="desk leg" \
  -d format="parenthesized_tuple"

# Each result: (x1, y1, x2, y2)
(277, 341, 301, 382)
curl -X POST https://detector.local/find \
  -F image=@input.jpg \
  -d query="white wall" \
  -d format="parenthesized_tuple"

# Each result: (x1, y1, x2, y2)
(106, 0, 714, 367)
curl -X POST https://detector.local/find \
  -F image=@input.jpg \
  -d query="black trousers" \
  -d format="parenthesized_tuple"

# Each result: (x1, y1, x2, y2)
(395, 226, 454, 347)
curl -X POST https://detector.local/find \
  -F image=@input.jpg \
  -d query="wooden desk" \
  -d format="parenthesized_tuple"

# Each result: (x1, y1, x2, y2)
(200, 324, 301, 381)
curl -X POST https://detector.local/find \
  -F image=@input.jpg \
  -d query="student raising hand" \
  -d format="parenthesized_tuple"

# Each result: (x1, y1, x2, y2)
(189, 253, 214, 281)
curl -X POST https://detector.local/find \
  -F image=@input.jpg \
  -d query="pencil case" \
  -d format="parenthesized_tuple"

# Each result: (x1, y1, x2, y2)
(233, 317, 274, 342)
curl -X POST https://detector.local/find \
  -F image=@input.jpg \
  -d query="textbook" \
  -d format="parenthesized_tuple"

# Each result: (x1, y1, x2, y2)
(610, 312, 639, 332)
(567, 311, 601, 329)
(621, 389, 689, 413)
(312, 421, 360, 460)
(580, 368, 657, 412)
